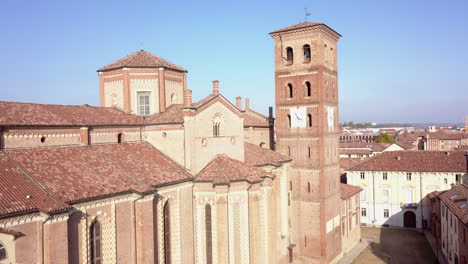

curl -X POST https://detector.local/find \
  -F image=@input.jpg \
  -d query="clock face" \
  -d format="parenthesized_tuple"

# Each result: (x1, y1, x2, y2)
(290, 107, 306, 128)
(327, 107, 335, 131)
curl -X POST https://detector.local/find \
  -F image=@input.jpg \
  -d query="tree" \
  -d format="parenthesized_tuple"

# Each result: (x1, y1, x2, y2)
(375, 133, 394, 143)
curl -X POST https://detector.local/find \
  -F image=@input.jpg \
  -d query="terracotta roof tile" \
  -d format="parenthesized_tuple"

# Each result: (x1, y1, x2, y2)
(0, 152, 67, 216)
(196, 155, 273, 184)
(348, 150, 468, 172)
(439, 184, 468, 224)
(94, 143, 192, 187)
(270, 22, 323, 34)
(243, 109, 269, 127)
(98, 50, 187, 72)
(2, 143, 191, 210)
(190, 93, 219, 108)
(340, 158, 363, 170)
(145, 104, 185, 124)
(0, 101, 143, 126)
(244, 142, 291, 167)
(340, 183, 362, 200)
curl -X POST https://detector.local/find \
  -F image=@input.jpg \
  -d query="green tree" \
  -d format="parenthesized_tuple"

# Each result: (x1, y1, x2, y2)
(375, 133, 394, 143)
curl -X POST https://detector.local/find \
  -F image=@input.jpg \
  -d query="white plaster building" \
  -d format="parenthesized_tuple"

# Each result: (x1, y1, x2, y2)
(347, 151, 467, 229)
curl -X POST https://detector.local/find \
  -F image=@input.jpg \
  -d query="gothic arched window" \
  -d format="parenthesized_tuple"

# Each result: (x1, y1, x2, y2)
(303, 44, 311, 62)
(0, 242, 6, 261)
(213, 116, 222, 137)
(305, 81, 311, 97)
(287, 115, 291, 128)
(287, 83, 293, 98)
(90, 220, 102, 264)
(163, 201, 171, 264)
(307, 114, 312, 127)
(286, 47, 293, 63)
(117, 133, 123, 144)
(205, 204, 213, 264)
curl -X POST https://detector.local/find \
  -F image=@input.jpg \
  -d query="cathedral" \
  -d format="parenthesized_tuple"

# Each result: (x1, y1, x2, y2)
(0, 22, 362, 264)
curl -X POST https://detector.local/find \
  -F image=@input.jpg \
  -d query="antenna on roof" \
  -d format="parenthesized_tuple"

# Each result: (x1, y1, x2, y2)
(304, 8, 311, 22)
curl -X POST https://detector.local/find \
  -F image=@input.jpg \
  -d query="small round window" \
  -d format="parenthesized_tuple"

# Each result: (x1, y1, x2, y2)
(40, 136, 46, 143)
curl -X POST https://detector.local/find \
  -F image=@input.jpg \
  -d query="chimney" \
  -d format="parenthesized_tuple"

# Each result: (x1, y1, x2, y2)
(80, 127, 89, 145)
(213, 80, 219, 94)
(236, 96, 242, 110)
(184, 89, 192, 107)
(245, 98, 250, 110)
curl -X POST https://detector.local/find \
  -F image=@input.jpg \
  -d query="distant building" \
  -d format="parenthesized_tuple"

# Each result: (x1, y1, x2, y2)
(347, 151, 467, 229)
(340, 184, 363, 254)
(429, 184, 468, 264)
(397, 130, 468, 151)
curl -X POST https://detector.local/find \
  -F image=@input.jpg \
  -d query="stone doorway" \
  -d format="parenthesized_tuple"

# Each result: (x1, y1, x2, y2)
(403, 211, 416, 228)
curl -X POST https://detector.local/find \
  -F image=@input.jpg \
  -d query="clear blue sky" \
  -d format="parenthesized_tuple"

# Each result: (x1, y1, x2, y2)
(1, 0, 467, 123)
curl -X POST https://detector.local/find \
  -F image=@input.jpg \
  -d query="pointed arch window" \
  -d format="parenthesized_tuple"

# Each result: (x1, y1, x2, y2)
(287, 83, 293, 98)
(0, 242, 6, 261)
(164, 201, 171, 264)
(303, 44, 311, 62)
(307, 114, 312, 127)
(305, 81, 311, 97)
(213, 116, 222, 137)
(286, 47, 293, 64)
(90, 220, 102, 264)
(287, 114, 291, 128)
(117, 133, 123, 144)
(205, 204, 213, 264)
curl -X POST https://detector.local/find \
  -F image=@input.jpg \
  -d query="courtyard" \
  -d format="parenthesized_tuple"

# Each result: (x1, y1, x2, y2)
(352, 227, 437, 264)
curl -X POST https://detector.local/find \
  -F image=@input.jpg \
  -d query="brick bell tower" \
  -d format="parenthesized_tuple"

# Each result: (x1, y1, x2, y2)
(270, 22, 342, 263)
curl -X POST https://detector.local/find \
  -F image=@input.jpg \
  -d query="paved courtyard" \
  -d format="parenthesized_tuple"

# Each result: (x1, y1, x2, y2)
(352, 227, 437, 264)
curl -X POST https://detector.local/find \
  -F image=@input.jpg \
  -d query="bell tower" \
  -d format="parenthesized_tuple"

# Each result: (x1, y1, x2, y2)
(270, 22, 342, 263)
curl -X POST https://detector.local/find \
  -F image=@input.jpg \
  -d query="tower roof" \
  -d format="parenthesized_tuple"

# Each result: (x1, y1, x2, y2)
(269, 21, 341, 37)
(97, 49, 187, 72)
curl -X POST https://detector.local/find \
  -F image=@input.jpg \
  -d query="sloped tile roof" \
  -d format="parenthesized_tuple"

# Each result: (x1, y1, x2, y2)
(428, 130, 464, 140)
(340, 183, 362, 200)
(0, 143, 191, 217)
(0, 101, 143, 126)
(145, 104, 185, 124)
(0, 152, 67, 216)
(94, 143, 191, 187)
(340, 158, 363, 170)
(98, 50, 187, 72)
(196, 154, 274, 184)
(348, 150, 468, 172)
(243, 109, 269, 127)
(270, 22, 323, 34)
(439, 184, 468, 224)
(244, 142, 291, 167)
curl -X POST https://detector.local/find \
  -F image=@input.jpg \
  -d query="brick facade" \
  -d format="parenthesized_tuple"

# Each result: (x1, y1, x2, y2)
(0, 22, 360, 264)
